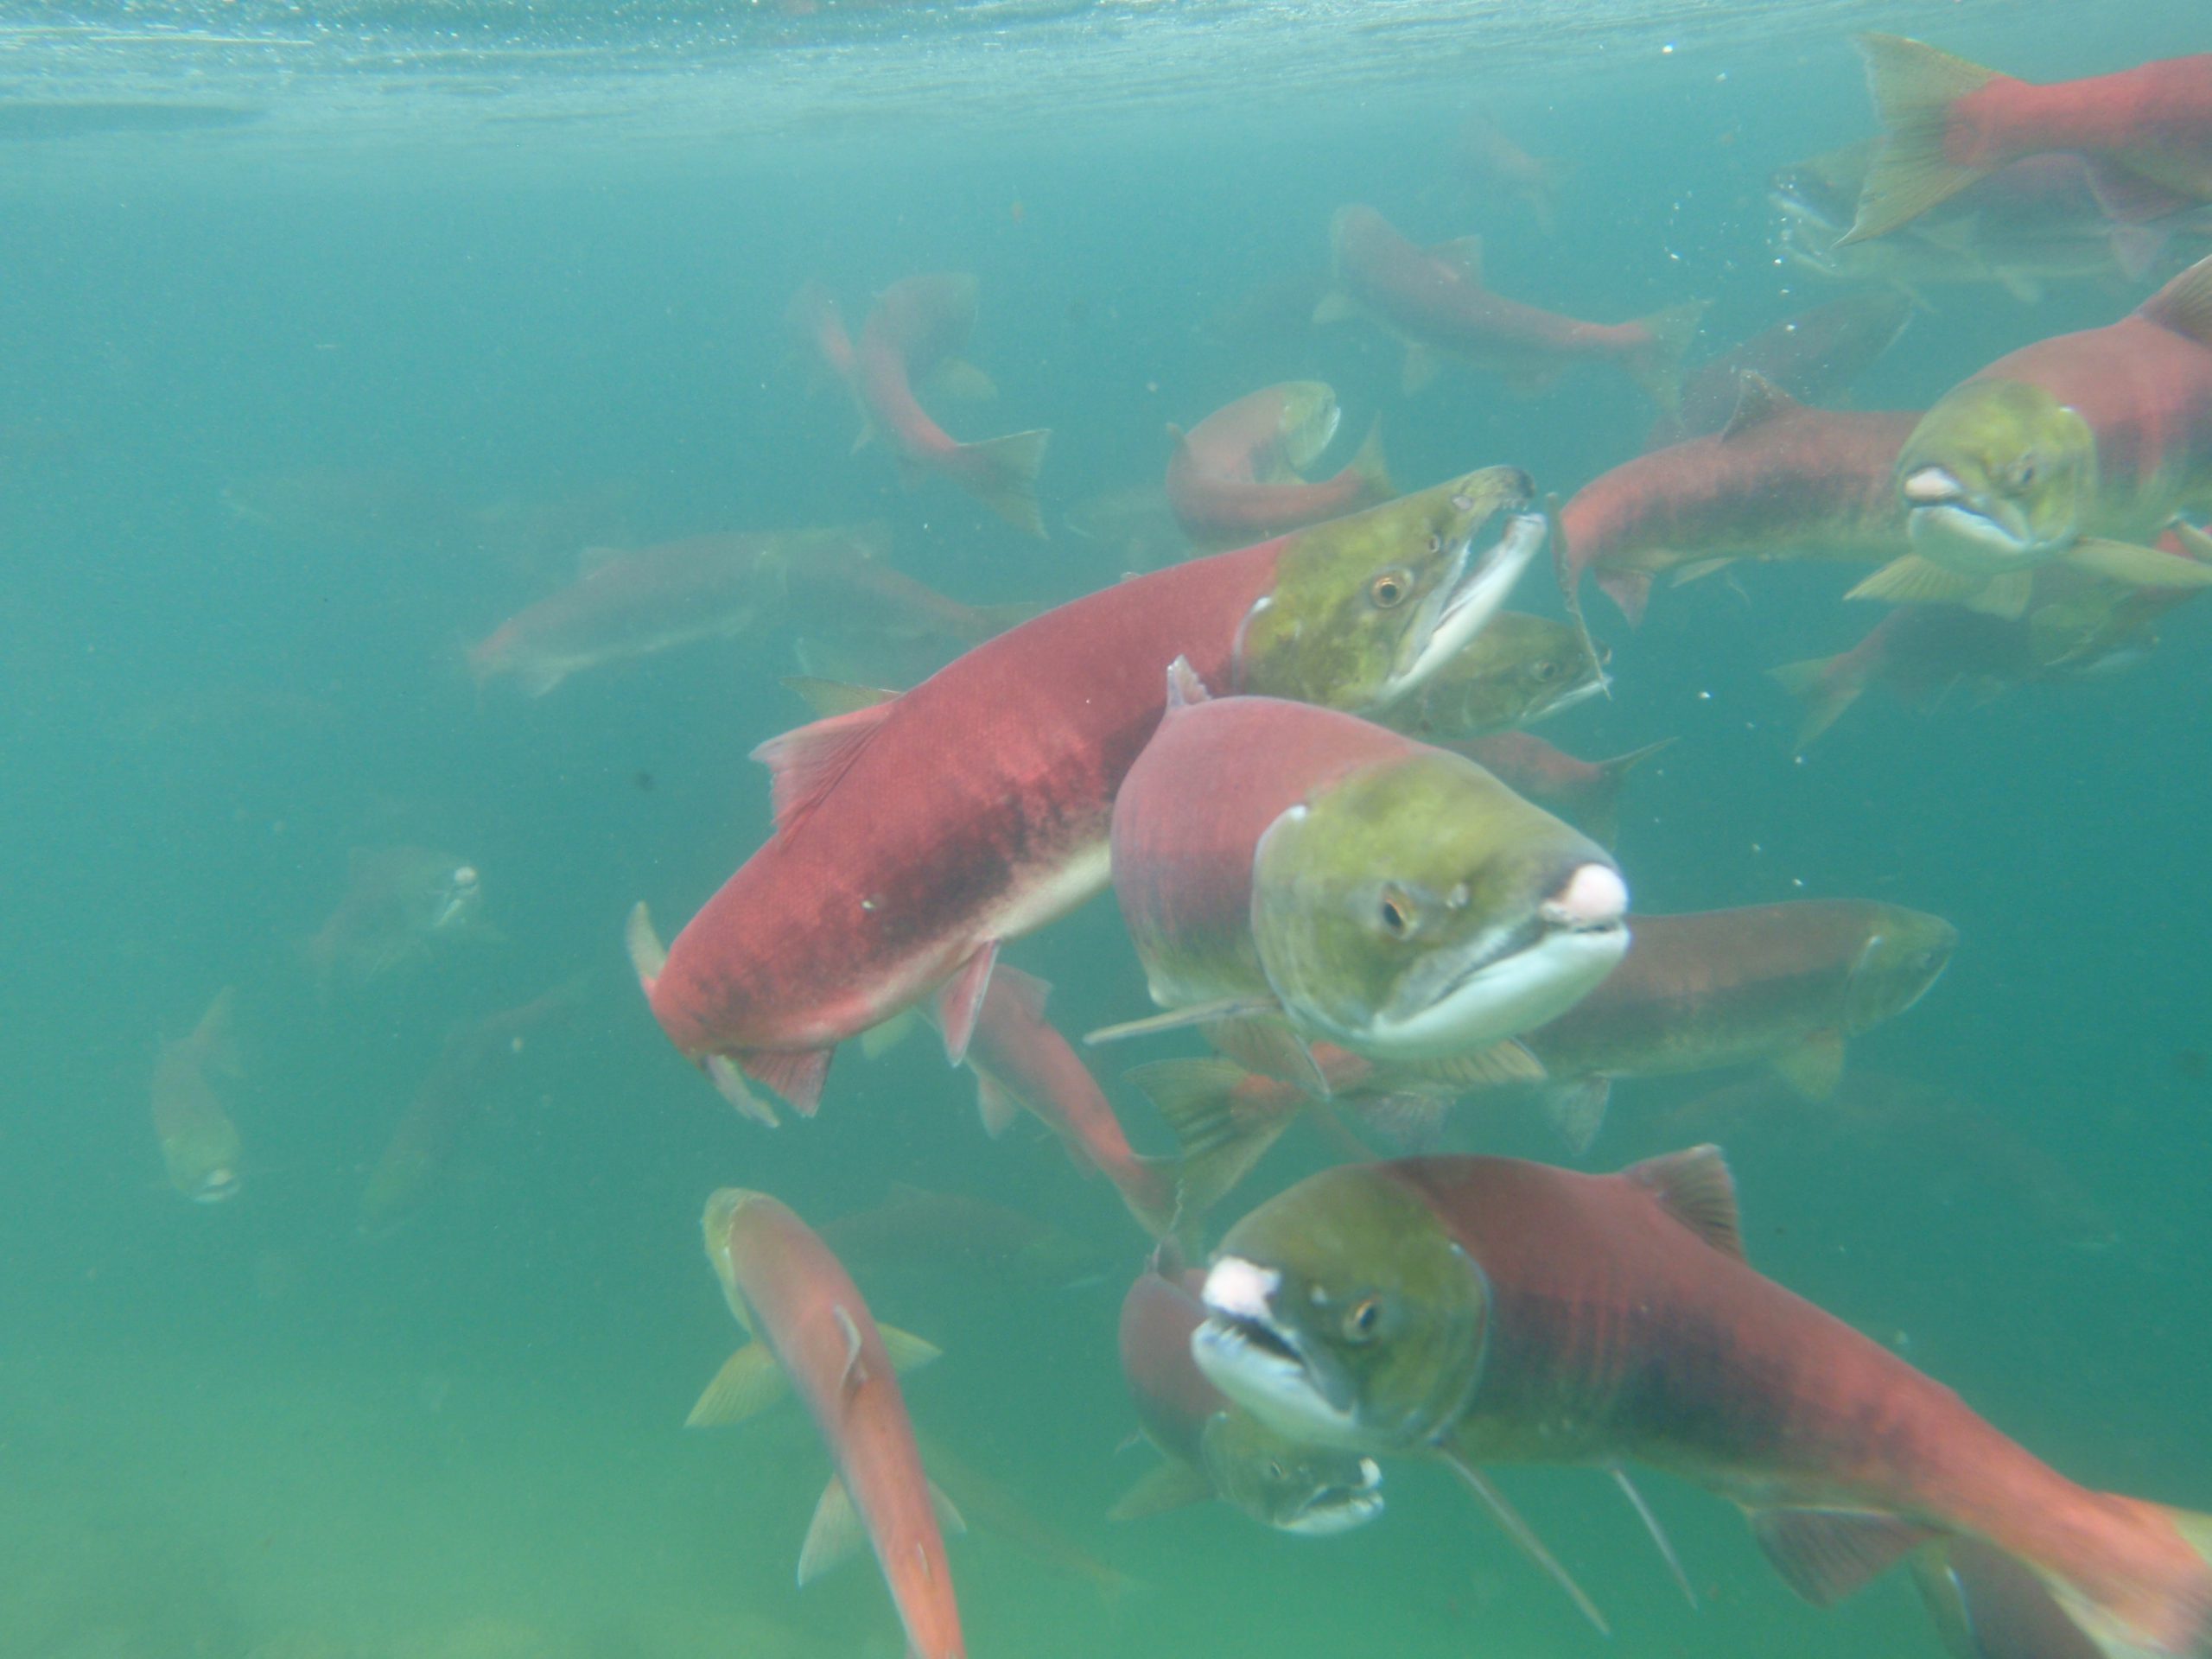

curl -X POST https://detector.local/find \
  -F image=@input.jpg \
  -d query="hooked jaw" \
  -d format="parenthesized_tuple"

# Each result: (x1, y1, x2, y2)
(1364, 860, 1630, 1060)
(1902, 466, 2049, 574)
(1275, 1457, 1386, 1536)
(193, 1166, 241, 1204)
(1194, 1258, 1366, 1448)
(1387, 508, 1548, 706)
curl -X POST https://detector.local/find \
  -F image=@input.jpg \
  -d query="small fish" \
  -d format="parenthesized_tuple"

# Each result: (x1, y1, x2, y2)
(1165, 381, 1391, 550)
(1112, 1256, 1383, 1535)
(1456, 108, 1569, 236)
(1654, 290, 1914, 448)
(1844, 36, 2212, 245)
(468, 524, 884, 696)
(1856, 257, 2212, 616)
(1378, 610, 1611, 740)
(151, 988, 244, 1204)
(1318, 203, 1701, 409)
(628, 470, 1542, 1125)
(1558, 372, 1916, 626)
(1096, 664, 1628, 1071)
(819, 1183, 1104, 1293)
(358, 980, 585, 1236)
(1507, 900, 1957, 1152)
(798, 273, 1050, 536)
(1195, 1151, 2212, 1654)
(689, 1189, 964, 1659)
(305, 847, 491, 994)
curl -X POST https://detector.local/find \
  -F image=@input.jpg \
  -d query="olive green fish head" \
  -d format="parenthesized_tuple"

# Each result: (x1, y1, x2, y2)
(1198, 1408, 1386, 1535)
(1249, 753, 1629, 1061)
(1392, 610, 1611, 739)
(1842, 906, 1958, 1033)
(1235, 468, 1544, 715)
(1270, 382, 1343, 474)
(160, 1116, 243, 1204)
(1195, 1165, 1487, 1453)
(1899, 380, 2096, 576)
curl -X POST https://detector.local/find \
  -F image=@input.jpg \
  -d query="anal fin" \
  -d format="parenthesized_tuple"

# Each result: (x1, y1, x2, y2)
(685, 1344, 790, 1427)
(1750, 1506, 1936, 1605)
(740, 1047, 833, 1117)
(798, 1477, 864, 1586)
(932, 941, 1000, 1068)
(1439, 1445, 1610, 1635)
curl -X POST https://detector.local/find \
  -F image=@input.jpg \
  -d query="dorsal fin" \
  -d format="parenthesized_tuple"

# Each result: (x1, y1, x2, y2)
(1626, 1145, 1745, 1260)
(781, 675, 900, 719)
(2138, 254, 2212, 347)
(1719, 372, 1802, 442)
(1427, 235, 1484, 284)
(1164, 656, 1213, 712)
(750, 700, 894, 836)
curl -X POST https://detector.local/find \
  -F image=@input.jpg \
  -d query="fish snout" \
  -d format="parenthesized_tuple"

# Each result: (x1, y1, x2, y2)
(1540, 862, 1628, 935)
(194, 1166, 242, 1203)
(1901, 466, 1965, 507)
(1203, 1255, 1282, 1323)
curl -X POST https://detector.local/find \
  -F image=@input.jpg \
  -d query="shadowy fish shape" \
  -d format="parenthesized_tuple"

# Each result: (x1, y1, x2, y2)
(305, 847, 493, 995)
(151, 988, 245, 1204)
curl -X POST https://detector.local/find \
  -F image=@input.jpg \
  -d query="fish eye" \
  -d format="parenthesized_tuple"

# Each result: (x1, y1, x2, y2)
(1424, 531, 1442, 555)
(2007, 455, 2039, 491)
(1531, 659, 1560, 683)
(1370, 569, 1411, 608)
(1376, 889, 1415, 937)
(1266, 1460, 1286, 1482)
(1342, 1297, 1382, 1342)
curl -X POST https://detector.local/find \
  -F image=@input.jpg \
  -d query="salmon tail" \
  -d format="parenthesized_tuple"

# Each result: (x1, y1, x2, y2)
(1622, 302, 1706, 415)
(1118, 1154, 1200, 1255)
(1843, 35, 2004, 244)
(1770, 650, 1872, 751)
(2030, 1499, 2212, 1659)
(1345, 415, 1395, 504)
(954, 428, 1052, 537)
(1580, 736, 1677, 848)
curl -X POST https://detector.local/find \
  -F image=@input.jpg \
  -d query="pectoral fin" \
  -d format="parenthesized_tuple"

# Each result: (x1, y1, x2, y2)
(1771, 1029, 1846, 1100)
(685, 1344, 789, 1427)
(2064, 537, 2212, 590)
(1847, 555, 1989, 608)
(875, 1323, 944, 1376)
(933, 941, 1001, 1068)
(975, 1072, 1021, 1137)
(1084, 996, 1283, 1046)
(797, 1478, 864, 1586)
(1107, 1457, 1217, 1522)
(1750, 1507, 1936, 1605)
(1400, 1039, 1546, 1089)
(1540, 1077, 1611, 1156)
(1438, 1445, 1610, 1636)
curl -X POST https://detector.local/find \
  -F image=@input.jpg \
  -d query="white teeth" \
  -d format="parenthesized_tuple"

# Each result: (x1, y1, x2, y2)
(1203, 1256, 1281, 1322)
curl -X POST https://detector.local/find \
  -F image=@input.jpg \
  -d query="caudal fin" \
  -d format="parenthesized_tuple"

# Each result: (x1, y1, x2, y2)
(1843, 35, 2005, 244)
(1622, 302, 1706, 415)
(1770, 651, 1872, 751)
(954, 428, 1052, 537)
(2031, 1499, 2212, 1659)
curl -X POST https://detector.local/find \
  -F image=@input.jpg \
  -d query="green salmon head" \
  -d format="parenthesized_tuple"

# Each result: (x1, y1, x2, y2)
(1842, 906, 1958, 1033)
(1234, 468, 1543, 715)
(162, 1122, 243, 1204)
(1198, 1409, 1385, 1535)
(1249, 753, 1629, 1061)
(1898, 380, 2095, 575)
(1402, 610, 1610, 738)
(1194, 1165, 1487, 1452)
(1273, 382, 1343, 474)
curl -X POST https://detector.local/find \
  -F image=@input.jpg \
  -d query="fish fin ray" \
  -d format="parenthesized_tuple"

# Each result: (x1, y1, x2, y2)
(1163, 655, 1214, 711)
(1400, 1039, 1546, 1089)
(1718, 370, 1800, 442)
(2136, 254, 2212, 349)
(1626, 1144, 1745, 1260)
(2065, 538, 2212, 591)
(797, 1478, 865, 1586)
(684, 1344, 789, 1427)
(1084, 997, 1282, 1046)
(975, 1071, 1021, 1137)
(1354, 1091, 1452, 1153)
(1772, 1029, 1846, 1100)
(1127, 1058, 1294, 1222)
(956, 429, 1052, 537)
(751, 700, 895, 836)
(874, 1323, 944, 1376)
(1438, 1446, 1611, 1636)
(706, 1053, 780, 1128)
(859, 1008, 921, 1060)
(1107, 1457, 1216, 1522)
(623, 901, 667, 994)
(1612, 1467, 1697, 1607)
(1842, 35, 2002, 243)
(1847, 554, 1986, 608)
(1595, 568, 1653, 627)
(738, 1047, 832, 1117)
(1541, 1077, 1611, 1157)
(1966, 570, 2034, 620)
(780, 674, 901, 719)
(1750, 1506, 1936, 1605)
(927, 1479, 969, 1537)
(933, 941, 1001, 1067)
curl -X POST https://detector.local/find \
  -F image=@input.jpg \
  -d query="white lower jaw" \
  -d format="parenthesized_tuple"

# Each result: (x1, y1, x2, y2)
(1381, 514, 1546, 709)
(1192, 1320, 1363, 1448)
(1356, 925, 1630, 1061)
(1906, 502, 2056, 576)
(1280, 1484, 1386, 1536)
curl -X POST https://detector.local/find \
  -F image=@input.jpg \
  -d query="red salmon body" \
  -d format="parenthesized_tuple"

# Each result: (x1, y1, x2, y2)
(1951, 55, 2212, 176)
(1166, 384, 1389, 546)
(1118, 1267, 1227, 1466)
(1392, 1154, 2212, 1655)
(709, 1191, 964, 1659)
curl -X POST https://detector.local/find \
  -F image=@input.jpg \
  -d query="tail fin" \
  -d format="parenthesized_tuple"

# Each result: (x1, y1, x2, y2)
(1770, 649, 1873, 751)
(1623, 302, 1706, 415)
(2030, 1500, 2212, 1659)
(1340, 416, 1395, 505)
(1843, 35, 2005, 244)
(1127, 1058, 1297, 1223)
(954, 429, 1052, 537)
(1580, 737, 1677, 849)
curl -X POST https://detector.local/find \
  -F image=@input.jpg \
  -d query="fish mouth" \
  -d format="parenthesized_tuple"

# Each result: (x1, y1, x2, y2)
(1194, 1258, 1364, 1446)
(1902, 467, 2053, 574)
(1366, 864, 1630, 1059)
(1274, 1459, 1386, 1536)
(1530, 671, 1610, 724)
(430, 866, 481, 931)
(193, 1166, 241, 1204)
(1385, 505, 1545, 706)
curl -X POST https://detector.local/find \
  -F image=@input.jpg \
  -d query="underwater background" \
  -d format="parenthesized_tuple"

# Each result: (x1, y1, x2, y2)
(3, 1, 2209, 1656)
